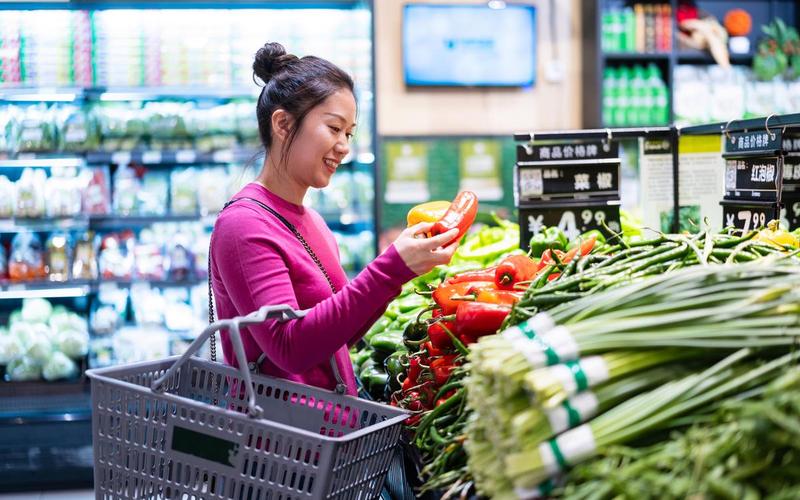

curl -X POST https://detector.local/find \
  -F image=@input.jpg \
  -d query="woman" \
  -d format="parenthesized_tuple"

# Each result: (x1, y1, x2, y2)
(209, 42, 459, 397)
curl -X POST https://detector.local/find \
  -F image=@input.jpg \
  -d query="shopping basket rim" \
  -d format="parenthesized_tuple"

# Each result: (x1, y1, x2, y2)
(87, 357, 409, 444)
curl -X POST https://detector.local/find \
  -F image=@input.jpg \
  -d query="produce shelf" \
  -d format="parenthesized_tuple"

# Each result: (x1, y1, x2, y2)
(676, 50, 755, 65)
(604, 52, 670, 62)
(0, 85, 257, 102)
(0, 278, 207, 298)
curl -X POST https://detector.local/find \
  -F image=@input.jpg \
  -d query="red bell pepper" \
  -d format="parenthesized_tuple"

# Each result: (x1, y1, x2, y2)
(495, 255, 539, 290)
(428, 320, 456, 350)
(430, 191, 479, 246)
(455, 302, 511, 341)
(445, 266, 498, 285)
(475, 289, 524, 306)
(432, 281, 493, 315)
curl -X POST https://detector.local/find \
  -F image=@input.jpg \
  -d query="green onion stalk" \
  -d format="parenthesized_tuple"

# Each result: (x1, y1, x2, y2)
(504, 348, 800, 491)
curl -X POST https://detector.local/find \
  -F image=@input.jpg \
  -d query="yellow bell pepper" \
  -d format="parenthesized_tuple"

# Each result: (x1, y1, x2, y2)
(406, 200, 451, 227)
(755, 220, 799, 249)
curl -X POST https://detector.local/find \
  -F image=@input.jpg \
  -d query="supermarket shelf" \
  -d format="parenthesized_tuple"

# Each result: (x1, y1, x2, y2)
(677, 50, 755, 65)
(0, 278, 206, 298)
(0, 216, 91, 232)
(0, 281, 93, 299)
(0, 156, 85, 168)
(85, 148, 261, 165)
(604, 52, 670, 62)
(88, 214, 211, 229)
(0, 85, 257, 102)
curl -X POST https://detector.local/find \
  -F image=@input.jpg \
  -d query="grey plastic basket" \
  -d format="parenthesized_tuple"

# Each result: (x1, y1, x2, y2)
(87, 305, 408, 500)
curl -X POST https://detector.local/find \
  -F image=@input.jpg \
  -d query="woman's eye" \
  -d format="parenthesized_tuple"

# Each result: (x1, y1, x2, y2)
(346, 132, 354, 140)
(329, 126, 341, 134)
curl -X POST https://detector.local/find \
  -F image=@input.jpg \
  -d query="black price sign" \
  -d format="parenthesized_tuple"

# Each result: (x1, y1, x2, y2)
(517, 161, 620, 201)
(516, 140, 619, 163)
(781, 134, 800, 154)
(783, 157, 800, 188)
(724, 157, 782, 201)
(724, 130, 783, 156)
(519, 203, 621, 251)
(781, 192, 800, 230)
(721, 202, 779, 233)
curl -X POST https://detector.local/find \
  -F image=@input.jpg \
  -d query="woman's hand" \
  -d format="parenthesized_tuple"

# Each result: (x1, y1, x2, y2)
(393, 222, 460, 276)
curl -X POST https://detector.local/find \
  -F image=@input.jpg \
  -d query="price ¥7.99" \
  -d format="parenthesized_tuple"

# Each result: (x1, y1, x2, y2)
(726, 210, 767, 232)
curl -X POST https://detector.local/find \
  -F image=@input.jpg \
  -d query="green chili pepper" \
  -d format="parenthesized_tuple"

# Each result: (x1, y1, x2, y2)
(360, 364, 389, 398)
(403, 320, 428, 342)
(369, 330, 405, 361)
(383, 351, 406, 380)
(453, 228, 519, 264)
(352, 349, 372, 370)
(397, 293, 429, 313)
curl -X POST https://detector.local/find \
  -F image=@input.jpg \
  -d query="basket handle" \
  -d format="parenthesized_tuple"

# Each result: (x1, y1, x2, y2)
(151, 304, 306, 418)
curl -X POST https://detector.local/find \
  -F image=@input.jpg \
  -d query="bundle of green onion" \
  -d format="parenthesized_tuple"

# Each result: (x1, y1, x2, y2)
(464, 262, 800, 497)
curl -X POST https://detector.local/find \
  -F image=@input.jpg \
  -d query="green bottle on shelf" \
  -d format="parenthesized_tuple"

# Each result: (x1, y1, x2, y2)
(632, 65, 649, 125)
(623, 7, 636, 52)
(603, 67, 617, 126)
(613, 66, 629, 127)
(647, 64, 669, 125)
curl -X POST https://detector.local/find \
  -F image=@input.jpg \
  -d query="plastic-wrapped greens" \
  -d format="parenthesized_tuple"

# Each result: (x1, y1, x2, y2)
(55, 329, 89, 359)
(24, 323, 52, 363)
(0, 334, 24, 365)
(21, 298, 53, 324)
(7, 357, 42, 381)
(59, 106, 101, 152)
(42, 351, 78, 381)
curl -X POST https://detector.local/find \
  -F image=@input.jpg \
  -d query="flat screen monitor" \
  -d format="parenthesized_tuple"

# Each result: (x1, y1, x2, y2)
(402, 3, 537, 87)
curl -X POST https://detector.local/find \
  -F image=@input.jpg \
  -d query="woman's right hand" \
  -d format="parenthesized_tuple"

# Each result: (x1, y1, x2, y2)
(393, 222, 460, 276)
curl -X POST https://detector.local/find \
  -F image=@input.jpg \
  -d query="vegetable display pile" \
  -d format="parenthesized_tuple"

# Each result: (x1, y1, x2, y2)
(352, 209, 800, 498)
(466, 262, 800, 498)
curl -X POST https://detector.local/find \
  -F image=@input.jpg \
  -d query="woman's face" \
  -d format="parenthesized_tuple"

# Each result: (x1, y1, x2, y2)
(285, 89, 357, 190)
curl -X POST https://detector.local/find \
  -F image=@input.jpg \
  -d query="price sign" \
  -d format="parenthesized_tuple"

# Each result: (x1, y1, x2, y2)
(721, 202, 779, 232)
(517, 161, 620, 201)
(519, 203, 621, 250)
(724, 130, 783, 156)
(781, 192, 800, 230)
(516, 140, 619, 162)
(724, 157, 782, 201)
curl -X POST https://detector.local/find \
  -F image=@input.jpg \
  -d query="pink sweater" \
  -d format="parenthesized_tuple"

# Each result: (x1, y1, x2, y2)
(210, 183, 415, 396)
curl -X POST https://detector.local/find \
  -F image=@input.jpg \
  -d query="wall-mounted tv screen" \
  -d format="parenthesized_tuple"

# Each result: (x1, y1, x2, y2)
(402, 3, 537, 87)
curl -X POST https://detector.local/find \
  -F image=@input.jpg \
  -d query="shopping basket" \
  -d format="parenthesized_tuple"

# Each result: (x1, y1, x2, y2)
(87, 304, 409, 500)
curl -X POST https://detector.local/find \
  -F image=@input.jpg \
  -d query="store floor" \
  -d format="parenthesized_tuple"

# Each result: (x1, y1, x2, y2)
(0, 491, 94, 500)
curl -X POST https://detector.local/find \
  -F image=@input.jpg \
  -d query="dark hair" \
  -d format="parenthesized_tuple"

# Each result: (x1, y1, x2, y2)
(253, 42, 355, 164)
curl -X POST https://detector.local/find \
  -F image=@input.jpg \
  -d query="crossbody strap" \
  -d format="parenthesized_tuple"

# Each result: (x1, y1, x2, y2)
(208, 196, 347, 394)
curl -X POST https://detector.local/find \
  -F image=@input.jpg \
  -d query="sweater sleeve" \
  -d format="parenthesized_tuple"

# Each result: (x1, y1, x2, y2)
(214, 207, 416, 374)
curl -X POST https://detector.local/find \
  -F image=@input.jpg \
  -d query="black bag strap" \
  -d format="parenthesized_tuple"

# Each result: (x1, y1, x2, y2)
(208, 195, 346, 394)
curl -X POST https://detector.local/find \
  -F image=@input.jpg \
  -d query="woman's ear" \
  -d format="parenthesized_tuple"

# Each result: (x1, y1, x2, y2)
(271, 109, 294, 142)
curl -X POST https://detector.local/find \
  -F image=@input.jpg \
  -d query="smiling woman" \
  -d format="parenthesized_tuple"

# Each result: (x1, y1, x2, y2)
(208, 41, 459, 397)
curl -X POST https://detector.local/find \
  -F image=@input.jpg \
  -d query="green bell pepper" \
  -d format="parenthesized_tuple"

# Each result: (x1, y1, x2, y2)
(383, 350, 406, 380)
(360, 362, 389, 398)
(528, 227, 568, 258)
(364, 317, 391, 342)
(404, 320, 428, 342)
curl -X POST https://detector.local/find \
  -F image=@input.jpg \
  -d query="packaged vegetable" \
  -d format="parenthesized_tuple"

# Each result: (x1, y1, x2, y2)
(72, 231, 98, 280)
(21, 298, 53, 324)
(14, 168, 47, 218)
(23, 323, 52, 363)
(0, 175, 14, 217)
(42, 351, 78, 381)
(9, 233, 47, 281)
(55, 329, 89, 359)
(46, 233, 71, 282)
(0, 334, 24, 364)
(81, 167, 112, 215)
(6, 357, 42, 381)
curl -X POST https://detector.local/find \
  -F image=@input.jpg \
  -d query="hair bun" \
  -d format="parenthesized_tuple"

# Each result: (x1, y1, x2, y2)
(253, 42, 298, 84)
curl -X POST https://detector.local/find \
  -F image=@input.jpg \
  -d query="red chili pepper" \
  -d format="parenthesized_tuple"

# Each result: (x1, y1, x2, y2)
(445, 266, 498, 285)
(563, 236, 597, 263)
(430, 355, 459, 387)
(432, 281, 492, 315)
(536, 249, 555, 271)
(455, 302, 511, 339)
(475, 289, 524, 306)
(404, 391, 424, 412)
(548, 272, 561, 282)
(407, 356, 422, 384)
(430, 191, 479, 246)
(401, 376, 414, 394)
(428, 320, 456, 350)
(436, 389, 457, 407)
(423, 340, 445, 358)
(495, 255, 539, 290)
(404, 414, 423, 426)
